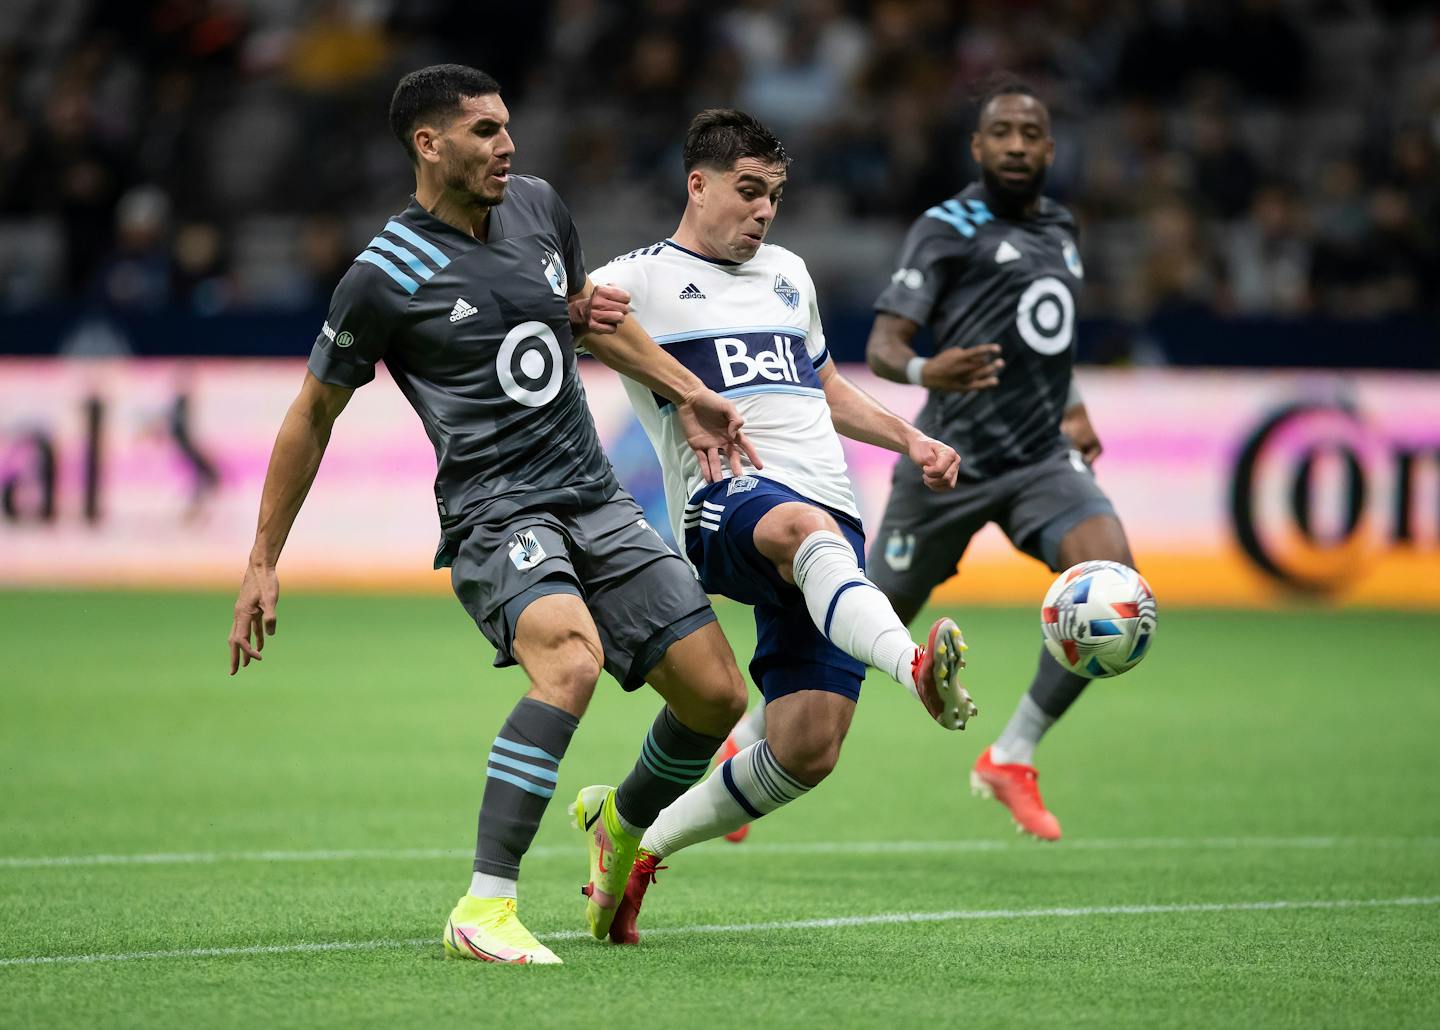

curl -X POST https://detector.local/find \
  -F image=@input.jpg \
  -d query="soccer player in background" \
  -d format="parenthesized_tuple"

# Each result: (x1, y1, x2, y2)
(226, 65, 765, 964)
(863, 78, 1138, 840)
(581, 108, 977, 944)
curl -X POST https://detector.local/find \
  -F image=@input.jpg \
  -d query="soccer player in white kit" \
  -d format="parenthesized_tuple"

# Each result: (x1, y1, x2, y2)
(580, 109, 978, 943)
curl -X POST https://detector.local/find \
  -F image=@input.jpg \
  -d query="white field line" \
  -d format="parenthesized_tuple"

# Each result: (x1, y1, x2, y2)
(3, 895, 1436, 968)
(2, 835, 1438, 870)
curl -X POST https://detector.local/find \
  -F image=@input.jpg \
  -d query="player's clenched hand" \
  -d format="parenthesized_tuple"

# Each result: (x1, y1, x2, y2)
(568, 284, 630, 337)
(229, 564, 279, 675)
(676, 388, 764, 483)
(1061, 404, 1103, 465)
(922, 343, 1003, 392)
(910, 435, 961, 491)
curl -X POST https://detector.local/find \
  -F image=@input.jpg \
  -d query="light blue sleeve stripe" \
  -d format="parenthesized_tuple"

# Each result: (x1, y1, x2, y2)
(491, 737, 561, 765)
(812, 346, 830, 369)
(384, 221, 450, 269)
(367, 237, 433, 281)
(486, 751, 559, 783)
(484, 767, 555, 798)
(355, 251, 418, 294)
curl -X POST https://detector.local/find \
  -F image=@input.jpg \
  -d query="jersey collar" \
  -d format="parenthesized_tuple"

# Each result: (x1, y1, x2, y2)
(402, 196, 505, 245)
(663, 238, 742, 266)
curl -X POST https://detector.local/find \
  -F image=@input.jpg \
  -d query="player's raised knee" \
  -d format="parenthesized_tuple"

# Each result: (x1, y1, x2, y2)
(754, 502, 842, 570)
(776, 735, 843, 786)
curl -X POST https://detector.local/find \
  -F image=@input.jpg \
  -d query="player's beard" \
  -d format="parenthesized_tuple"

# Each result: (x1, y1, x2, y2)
(981, 163, 1047, 213)
(447, 159, 507, 207)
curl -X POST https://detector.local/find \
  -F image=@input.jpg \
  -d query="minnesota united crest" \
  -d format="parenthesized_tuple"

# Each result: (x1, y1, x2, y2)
(542, 249, 567, 297)
(508, 529, 548, 570)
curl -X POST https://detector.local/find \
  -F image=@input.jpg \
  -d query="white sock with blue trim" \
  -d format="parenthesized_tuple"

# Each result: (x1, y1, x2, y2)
(640, 741, 810, 859)
(791, 530, 919, 693)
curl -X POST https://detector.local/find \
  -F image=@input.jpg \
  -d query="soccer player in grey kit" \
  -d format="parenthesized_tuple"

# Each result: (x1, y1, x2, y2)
(226, 65, 761, 963)
(865, 79, 1138, 841)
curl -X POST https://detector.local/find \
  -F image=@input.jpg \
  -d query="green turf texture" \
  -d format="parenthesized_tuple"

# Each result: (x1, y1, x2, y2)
(2, 590, 1438, 1029)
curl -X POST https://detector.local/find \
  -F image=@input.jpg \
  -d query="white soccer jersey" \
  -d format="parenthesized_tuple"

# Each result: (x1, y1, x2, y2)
(591, 239, 859, 545)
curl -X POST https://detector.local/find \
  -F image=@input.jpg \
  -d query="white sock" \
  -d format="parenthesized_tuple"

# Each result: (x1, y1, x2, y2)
(989, 694, 1056, 767)
(792, 530, 918, 693)
(468, 871, 517, 900)
(641, 740, 810, 858)
(726, 702, 766, 751)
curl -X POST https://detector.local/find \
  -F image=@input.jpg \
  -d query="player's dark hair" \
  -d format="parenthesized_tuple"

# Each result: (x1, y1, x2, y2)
(389, 64, 502, 164)
(975, 74, 1044, 125)
(683, 108, 790, 173)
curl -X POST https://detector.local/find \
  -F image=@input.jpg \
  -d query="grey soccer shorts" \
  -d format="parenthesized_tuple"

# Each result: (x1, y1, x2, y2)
(867, 447, 1118, 605)
(448, 489, 716, 690)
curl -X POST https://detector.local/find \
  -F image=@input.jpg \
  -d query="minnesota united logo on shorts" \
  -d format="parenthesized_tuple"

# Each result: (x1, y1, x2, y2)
(884, 530, 916, 572)
(726, 476, 758, 496)
(773, 274, 799, 310)
(508, 529, 547, 571)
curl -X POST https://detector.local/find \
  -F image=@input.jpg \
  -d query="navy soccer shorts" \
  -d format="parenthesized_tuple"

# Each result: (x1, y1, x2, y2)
(683, 476, 867, 705)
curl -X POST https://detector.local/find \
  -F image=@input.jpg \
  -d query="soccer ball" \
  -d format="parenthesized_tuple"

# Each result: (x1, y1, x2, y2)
(1041, 561, 1157, 678)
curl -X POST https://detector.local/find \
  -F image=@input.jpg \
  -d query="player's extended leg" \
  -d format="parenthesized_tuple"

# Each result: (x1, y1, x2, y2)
(977, 512, 1135, 840)
(714, 700, 768, 842)
(573, 622, 744, 938)
(754, 501, 975, 730)
(610, 688, 854, 943)
(446, 593, 603, 965)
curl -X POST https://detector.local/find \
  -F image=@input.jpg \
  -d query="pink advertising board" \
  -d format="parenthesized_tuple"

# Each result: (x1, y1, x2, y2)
(2, 359, 1437, 607)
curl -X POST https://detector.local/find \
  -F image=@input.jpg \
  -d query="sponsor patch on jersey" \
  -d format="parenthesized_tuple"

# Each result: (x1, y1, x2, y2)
(678, 283, 706, 300)
(321, 321, 337, 341)
(335, 331, 354, 348)
(773, 274, 799, 310)
(891, 267, 925, 290)
(726, 475, 758, 496)
(995, 240, 1022, 264)
(1063, 240, 1084, 278)
(542, 249, 567, 297)
(508, 529, 548, 571)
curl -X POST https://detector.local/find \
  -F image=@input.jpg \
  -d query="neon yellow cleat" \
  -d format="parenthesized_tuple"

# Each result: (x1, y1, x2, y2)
(443, 895, 561, 965)
(568, 784, 642, 940)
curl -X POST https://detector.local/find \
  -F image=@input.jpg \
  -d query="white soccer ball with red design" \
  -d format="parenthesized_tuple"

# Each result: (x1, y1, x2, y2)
(1041, 561, 1157, 678)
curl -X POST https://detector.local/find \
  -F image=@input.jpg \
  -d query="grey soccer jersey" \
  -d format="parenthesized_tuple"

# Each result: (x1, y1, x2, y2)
(875, 182, 1084, 479)
(307, 176, 618, 557)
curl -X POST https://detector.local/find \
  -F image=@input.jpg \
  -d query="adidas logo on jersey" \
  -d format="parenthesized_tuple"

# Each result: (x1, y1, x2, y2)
(678, 283, 706, 300)
(995, 240, 1022, 264)
(449, 297, 478, 322)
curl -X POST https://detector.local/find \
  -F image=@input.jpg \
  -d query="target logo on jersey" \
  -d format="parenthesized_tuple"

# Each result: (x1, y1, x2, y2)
(1040, 561, 1158, 678)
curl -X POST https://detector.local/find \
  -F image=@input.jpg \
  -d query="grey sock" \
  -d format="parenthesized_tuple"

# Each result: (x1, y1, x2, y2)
(990, 646, 1086, 765)
(473, 697, 579, 880)
(615, 706, 726, 831)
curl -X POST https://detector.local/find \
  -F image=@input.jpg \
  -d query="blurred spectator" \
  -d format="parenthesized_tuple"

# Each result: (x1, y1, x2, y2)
(92, 184, 172, 311)
(1224, 183, 1312, 315)
(0, 0, 1434, 348)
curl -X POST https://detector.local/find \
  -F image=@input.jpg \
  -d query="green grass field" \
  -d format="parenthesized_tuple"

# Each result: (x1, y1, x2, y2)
(2, 590, 1438, 1029)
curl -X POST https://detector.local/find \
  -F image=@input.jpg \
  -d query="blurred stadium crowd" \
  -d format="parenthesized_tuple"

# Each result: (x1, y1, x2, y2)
(0, 0, 1436, 360)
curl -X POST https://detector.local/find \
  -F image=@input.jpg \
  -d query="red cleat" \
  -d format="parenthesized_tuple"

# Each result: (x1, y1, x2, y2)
(716, 735, 749, 843)
(970, 746, 1062, 841)
(911, 617, 977, 731)
(608, 849, 667, 945)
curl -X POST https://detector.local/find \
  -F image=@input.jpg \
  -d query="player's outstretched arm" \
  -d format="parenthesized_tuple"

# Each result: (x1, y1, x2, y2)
(228, 372, 353, 675)
(818, 363, 959, 490)
(570, 277, 761, 482)
(866, 313, 1003, 392)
